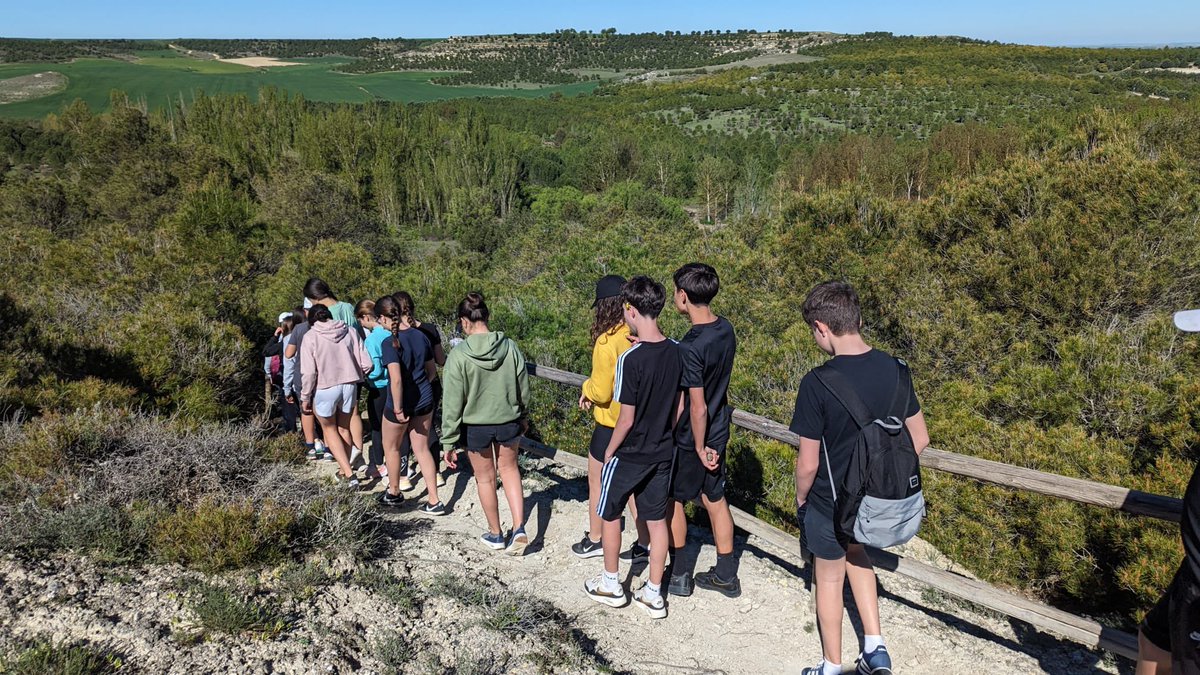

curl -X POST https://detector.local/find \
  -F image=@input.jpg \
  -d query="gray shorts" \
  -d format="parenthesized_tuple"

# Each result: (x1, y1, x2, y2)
(312, 383, 357, 418)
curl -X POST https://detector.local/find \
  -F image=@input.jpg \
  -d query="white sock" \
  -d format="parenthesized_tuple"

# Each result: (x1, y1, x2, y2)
(864, 635, 884, 653)
(821, 660, 840, 675)
(643, 581, 661, 601)
(601, 569, 620, 592)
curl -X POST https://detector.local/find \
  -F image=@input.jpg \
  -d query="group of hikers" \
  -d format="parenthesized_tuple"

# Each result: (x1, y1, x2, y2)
(261, 268, 1199, 675)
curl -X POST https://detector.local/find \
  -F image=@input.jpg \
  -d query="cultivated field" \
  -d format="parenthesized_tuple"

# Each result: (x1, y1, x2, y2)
(0, 52, 599, 118)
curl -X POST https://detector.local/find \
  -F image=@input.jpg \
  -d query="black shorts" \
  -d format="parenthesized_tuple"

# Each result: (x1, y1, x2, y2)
(800, 501, 848, 561)
(1141, 566, 1200, 667)
(463, 421, 522, 451)
(589, 424, 614, 462)
(671, 442, 728, 502)
(597, 457, 673, 522)
(384, 402, 434, 424)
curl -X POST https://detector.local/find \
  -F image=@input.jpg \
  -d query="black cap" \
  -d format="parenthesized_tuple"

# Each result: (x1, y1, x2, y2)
(592, 274, 626, 307)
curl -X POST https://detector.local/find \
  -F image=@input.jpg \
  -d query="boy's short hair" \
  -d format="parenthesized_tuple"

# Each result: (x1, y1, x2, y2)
(622, 276, 666, 319)
(673, 262, 720, 305)
(801, 281, 862, 336)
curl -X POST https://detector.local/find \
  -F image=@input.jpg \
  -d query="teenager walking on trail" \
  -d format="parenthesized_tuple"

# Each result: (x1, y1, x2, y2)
(791, 281, 929, 675)
(666, 263, 741, 598)
(299, 304, 373, 488)
(393, 291, 447, 491)
(1136, 312, 1200, 675)
(304, 278, 366, 467)
(263, 312, 300, 435)
(584, 276, 683, 620)
(382, 295, 445, 514)
(285, 306, 325, 459)
(573, 275, 651, 560)
(372, 296, 414, 506)
(358, 299, 389, 481)
(440, 292, 531, 554)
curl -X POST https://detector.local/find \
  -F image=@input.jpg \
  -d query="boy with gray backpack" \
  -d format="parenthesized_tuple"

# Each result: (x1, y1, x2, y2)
(790, 281, 930, 675)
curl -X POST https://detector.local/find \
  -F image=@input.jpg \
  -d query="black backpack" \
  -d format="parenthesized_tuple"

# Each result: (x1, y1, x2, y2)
(814, 358, 925, 549)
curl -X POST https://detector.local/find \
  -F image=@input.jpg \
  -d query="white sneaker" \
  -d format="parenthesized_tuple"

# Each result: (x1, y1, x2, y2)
(397, 476, 414, 492)
(584, 575, 627, 608)
(349, 446, 363, 467)
(632, 586, 667, 619)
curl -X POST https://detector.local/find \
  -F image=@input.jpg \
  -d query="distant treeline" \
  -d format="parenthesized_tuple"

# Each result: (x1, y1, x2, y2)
(171, 38, 432, 60)
(337, 30, 821, 85)
(0, 38, 167, 63)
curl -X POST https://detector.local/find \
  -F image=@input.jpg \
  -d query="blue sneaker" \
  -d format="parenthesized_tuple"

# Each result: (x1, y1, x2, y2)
(505, 527, 529, 556)
(856, 646, 893, 675)
(480, 532, 506, 551)
(800, 663, 832, 675)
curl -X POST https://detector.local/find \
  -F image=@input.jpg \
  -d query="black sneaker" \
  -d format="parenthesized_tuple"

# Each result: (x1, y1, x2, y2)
(667, 572, 694, 597)
(571, 533, 604, 559)
(619, 543, 649, 562)
(420, 502, 446, 516)
(377, 489, 404, 506)
(694, 567, 742, 598)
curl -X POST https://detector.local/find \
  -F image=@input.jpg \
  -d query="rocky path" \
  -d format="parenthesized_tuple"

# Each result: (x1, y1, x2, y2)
(346, 456, 1125, 674)
(0, 454, 1127, 674)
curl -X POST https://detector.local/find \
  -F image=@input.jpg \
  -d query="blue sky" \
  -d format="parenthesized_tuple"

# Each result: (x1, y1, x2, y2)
(4, 1, 1198, 47)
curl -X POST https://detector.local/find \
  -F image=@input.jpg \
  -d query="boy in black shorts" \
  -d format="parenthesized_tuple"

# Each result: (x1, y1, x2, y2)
(665, 263, 741, 598)
(1137, 457, 1200, 674)
(584, 276, 683, 619)
(791, 281, 929, 675)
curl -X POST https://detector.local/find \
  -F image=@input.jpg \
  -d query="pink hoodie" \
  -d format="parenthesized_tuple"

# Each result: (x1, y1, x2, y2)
(299, 320, 371, 403)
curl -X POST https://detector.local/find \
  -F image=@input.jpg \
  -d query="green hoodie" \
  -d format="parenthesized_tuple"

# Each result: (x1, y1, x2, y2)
(441, 331, 530, 449)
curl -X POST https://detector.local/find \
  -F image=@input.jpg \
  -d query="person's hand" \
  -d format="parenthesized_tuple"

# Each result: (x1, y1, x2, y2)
(443, 448, 458, 469)
(698, 446, 720, 471)
(286, 395, 295, 405)
(625, 334, 641, 345)
(302, 400, 313, 415)
(578, 392, 593, 411)
(393, 408, 409, 425)
(274, 326, 283, 337)
(520, 418, 529, 435)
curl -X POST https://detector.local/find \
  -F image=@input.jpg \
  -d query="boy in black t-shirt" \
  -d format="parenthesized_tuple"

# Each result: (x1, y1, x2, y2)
(790, 281, 929, 675)
(666, 263, 742, 598)
(584, 276, 683, 620)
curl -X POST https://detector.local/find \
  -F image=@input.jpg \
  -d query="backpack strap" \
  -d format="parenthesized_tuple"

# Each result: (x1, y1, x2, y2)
(813, 364, 876, 429)
(890, 358, 913, 421)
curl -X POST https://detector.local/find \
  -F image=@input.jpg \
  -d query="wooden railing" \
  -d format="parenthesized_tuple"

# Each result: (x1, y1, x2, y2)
(522, 362, 1186, 661)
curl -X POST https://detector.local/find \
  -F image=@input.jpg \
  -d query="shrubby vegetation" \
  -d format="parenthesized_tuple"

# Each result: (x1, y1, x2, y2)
(0, 38, 167, 63)
(1, 36, 1198, 627)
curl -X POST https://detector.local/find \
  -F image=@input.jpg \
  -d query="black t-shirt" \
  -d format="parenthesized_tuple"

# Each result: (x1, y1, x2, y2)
(789, 349, 921, 516)
(675, 317, 736, 451)
(381, 330, 434, 413)
(1184, 462, 1200, 583)
(614, 339, 683, 464)
(416, 323, 442, 355)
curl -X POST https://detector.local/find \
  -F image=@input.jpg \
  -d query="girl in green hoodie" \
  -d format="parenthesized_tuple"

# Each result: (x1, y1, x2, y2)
(441, 292, 531, 555)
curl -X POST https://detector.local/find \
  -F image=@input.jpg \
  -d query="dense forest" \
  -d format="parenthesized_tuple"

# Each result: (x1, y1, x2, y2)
(1, 35, 1199, 631)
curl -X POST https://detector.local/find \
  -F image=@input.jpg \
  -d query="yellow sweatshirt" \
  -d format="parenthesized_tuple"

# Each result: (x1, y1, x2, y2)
(581, 323, 632, 428)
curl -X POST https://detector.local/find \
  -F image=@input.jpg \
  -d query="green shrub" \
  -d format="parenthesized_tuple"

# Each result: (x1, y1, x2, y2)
(352, 565, 420, 610)
(0, 639, 124, 675)
(152, 499, 294, 572)
(183, 581, 287, 640)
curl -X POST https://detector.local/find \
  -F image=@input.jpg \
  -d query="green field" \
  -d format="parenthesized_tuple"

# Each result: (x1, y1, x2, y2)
(0, 53, 600, 118)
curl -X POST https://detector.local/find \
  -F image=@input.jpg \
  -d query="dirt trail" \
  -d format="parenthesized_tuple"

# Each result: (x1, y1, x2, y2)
(333, 455, 1124, 674)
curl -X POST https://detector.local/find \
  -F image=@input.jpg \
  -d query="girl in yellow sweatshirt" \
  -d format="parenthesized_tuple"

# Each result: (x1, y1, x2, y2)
(573, 275, 650, 559)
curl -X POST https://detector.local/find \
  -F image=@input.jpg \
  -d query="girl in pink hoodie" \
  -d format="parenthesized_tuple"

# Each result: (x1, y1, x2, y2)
(300, 304, 372, 486)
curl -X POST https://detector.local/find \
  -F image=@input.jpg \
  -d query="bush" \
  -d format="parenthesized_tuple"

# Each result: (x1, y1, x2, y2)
(0, 640, 124, 675)
(152, 499, 295, 572)
(183, 581, 287, 640)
